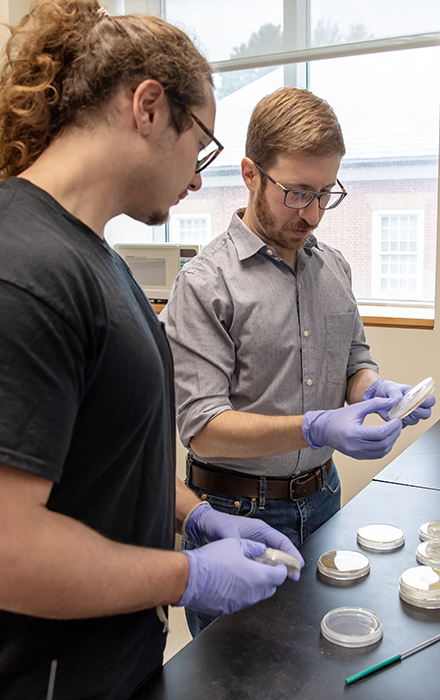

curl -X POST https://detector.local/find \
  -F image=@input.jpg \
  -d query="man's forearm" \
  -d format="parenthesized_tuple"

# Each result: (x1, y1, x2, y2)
(0, 463, 189, 619)
(0, 506, 190, 619)
(346, 368, 381, 405)
(189, 410, 308, 459)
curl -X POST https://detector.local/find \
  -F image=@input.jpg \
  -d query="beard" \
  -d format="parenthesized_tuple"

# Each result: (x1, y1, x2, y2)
(126, 206, 169, 227)
(144, 210, 169, 226)
(254, 184, 318, 253)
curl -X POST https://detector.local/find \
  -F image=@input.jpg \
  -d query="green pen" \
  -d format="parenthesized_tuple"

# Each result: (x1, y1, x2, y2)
(345, 631, 440, 685)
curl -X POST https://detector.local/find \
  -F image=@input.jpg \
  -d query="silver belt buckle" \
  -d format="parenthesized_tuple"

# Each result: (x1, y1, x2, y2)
(289, 471, 309, 502)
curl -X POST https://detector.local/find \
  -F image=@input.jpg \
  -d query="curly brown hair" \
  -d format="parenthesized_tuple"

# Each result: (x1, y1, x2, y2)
(0, 0, 213, 181)
(246, 87, 346, 170)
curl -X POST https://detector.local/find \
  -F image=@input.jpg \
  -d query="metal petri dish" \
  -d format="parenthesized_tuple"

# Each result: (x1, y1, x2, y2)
(388, 376, 435, 421)
(321, 607, 383, 648)
(416, 540, 440, 567)
(419, 521, 440, 542)
(399, 566, 440, 608)
(318, 550, 370, 582)
(357, 523, 405, 552)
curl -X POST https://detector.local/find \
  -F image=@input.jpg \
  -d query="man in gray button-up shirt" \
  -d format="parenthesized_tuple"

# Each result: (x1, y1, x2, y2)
(161, 87, 434, 636)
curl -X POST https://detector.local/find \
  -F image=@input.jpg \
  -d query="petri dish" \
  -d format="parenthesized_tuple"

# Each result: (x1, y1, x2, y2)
(253, 547, 302, 575)
(321, 607, 383, 648)
(399, 566, 440, 608)
(388, 376, 435, 421)
(357, 523, 405, 552)
(416, 540, 440, 567)
(419, 521, 440, 541)
(318, 550, 370, 582)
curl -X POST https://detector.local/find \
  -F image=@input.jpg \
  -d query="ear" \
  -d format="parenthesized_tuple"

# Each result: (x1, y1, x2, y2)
(241, 157, 260, 192)
(132, 79, 167, 136)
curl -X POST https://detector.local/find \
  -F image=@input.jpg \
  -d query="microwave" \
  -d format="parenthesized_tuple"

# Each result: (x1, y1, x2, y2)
(113, 243, 201, 301)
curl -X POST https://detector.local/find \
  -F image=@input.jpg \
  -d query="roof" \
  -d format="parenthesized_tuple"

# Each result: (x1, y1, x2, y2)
(213, 47, 440, 168)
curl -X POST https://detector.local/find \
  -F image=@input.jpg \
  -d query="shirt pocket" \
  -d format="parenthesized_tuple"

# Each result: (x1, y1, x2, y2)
(325, 312, 356, 384)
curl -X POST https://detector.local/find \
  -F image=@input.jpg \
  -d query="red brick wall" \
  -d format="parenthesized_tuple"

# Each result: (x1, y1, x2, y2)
(173, 177, 438, 301)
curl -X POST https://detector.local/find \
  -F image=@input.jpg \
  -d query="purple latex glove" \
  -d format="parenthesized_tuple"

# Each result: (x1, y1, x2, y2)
(302, 397, 402, 460)
(363, 378, 436, 427)
(184, 502, 304, 581)
(177, 537, 287, 616)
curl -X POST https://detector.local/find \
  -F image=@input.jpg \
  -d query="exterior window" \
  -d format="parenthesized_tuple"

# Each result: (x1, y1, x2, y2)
(162, 1, 439, 318)
(170, 215, 211, 245)
(102, 0, 440, 317)
(371, 211, 424, 300)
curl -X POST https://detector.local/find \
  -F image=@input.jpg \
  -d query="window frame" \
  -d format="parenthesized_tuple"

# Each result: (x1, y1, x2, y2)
(371, 208, 426, 301)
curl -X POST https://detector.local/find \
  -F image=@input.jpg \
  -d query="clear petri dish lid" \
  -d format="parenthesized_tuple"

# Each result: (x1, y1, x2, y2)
(416, 540, 440, 567)
(357, 523, 405, 552)
(318, 550, 370, 581)
(321, 607, 383, 648)
(253, 547, 302, 575)
(388, 376, 435, 420)
(399, 566, 440, 608)
(419, 521, 440, 541)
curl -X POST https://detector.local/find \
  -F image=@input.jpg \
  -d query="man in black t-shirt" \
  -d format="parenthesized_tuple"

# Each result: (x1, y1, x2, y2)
(0, 4, 304, 698)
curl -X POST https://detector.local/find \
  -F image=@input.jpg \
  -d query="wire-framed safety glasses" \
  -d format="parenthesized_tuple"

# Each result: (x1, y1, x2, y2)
(253, 161, 347, 210)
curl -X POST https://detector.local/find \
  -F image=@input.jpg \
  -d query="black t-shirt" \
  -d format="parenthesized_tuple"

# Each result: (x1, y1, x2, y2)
(0, 178, 176, 699)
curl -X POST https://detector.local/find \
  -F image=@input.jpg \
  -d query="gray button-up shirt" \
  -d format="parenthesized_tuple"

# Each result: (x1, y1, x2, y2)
(161, 211, 378, 477)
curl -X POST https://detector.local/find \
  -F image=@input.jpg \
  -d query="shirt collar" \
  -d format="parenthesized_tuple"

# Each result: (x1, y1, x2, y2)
(229, 209, 323, 262)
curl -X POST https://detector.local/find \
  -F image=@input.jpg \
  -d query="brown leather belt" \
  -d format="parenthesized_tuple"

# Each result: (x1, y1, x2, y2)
(188, 457, 333, 502)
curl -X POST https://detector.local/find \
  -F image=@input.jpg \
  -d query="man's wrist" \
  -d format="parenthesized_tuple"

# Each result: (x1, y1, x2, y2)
(180, 501, 211, 539)
(362, 378, 383, 401)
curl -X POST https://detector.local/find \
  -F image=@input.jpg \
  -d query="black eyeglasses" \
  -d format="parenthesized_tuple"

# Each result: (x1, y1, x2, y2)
(186, 107, 224, 173)
(253, 161, 347, 210)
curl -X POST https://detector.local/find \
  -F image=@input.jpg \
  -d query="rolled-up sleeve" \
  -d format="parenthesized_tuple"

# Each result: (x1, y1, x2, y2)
(161, 262, 234, 447)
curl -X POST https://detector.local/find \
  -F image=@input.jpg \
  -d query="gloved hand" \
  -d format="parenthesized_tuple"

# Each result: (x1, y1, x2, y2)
(184, 503, 304, 580)
(177, 537, 287, 616)
(363, 378, 436, 427)
(302, 397, 402, 460)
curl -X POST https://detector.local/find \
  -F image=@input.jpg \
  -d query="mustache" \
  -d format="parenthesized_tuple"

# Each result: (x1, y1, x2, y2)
(282, 221, 318, 232)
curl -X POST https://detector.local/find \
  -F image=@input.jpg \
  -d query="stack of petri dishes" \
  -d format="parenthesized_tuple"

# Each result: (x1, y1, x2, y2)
(419, 521, 440, 542)
(357, 523, 405, 552)
(399, 566, 440, 608)
(416, 540, 440, 568)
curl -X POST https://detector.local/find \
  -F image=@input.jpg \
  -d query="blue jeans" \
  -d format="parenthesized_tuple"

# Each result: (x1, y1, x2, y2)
(182, 462, 341, 637)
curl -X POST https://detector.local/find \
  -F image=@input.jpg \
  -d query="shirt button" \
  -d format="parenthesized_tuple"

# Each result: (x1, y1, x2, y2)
(266, 249, 273, 256)
(306, 378, 313, 386)
(303, 330, 309, 337)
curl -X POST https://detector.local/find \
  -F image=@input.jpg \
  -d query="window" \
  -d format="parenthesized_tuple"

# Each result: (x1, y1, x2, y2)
(371, 211, 424, 301)
(170, 215, 211, 245)
(162, 0, 440, 321)
(101, 1, 440, 321)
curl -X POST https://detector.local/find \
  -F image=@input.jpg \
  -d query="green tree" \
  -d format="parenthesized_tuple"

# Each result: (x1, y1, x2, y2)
(216, 24, 282, 100)
(312, 18, 373, 47)
(215, 19, 373, 101)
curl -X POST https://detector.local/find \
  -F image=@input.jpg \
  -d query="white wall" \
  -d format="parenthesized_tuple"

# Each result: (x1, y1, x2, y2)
(0, 0, 9, 42)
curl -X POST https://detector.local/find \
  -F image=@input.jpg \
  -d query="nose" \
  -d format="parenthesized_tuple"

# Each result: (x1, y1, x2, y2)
(188, 171, 202, 192)
(298, 197, 321, 226)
